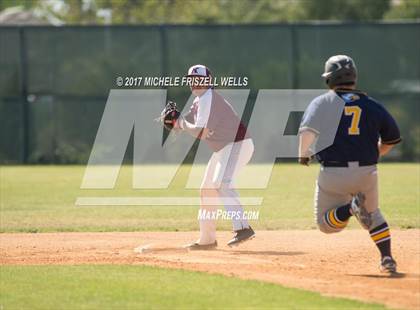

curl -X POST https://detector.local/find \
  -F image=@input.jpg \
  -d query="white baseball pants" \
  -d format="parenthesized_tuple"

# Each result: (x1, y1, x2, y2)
(198, 138, 254, 244)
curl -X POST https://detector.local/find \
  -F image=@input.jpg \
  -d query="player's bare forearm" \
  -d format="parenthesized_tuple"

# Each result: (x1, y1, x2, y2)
(299, 130, 317, 158)
(177, 118, 207, 139)
(298, 130, 317, 166)
(378, 142, 394, 156)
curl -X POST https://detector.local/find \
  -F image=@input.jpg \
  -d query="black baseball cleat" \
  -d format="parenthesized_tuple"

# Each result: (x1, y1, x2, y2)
(350, 192, 372, 229)
(227, 227, 255, 247)
(184, 241, 217, 250)
(380, 256, 397, 274)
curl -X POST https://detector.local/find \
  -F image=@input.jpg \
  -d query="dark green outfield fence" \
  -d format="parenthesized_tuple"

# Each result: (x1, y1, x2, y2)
(1, 23, 419, 164)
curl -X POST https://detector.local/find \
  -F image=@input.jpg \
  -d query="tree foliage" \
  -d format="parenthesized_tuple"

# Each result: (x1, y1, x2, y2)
(0, 0, 37, 11)
(2, 0, 418, 24)
(297, 0, 392, 21)
(384, 0, 420, 20)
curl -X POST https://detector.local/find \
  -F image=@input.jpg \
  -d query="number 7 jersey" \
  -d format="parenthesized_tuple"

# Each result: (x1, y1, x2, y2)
(299, 89, 402, 164)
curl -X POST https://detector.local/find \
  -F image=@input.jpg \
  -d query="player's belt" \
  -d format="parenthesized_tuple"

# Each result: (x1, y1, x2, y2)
(321, 161, 377, 167)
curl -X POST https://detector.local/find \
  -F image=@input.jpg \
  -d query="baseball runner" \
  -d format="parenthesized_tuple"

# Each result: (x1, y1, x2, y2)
(160, 64, 255, 249)
(298, 55, 402, 273)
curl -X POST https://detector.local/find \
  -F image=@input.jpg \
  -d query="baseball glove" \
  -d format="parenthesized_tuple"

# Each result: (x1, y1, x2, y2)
(158, 101, 180, 131)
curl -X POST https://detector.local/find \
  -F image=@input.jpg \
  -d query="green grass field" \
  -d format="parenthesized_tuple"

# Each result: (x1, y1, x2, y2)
(0, 265, 385, 309)
(0, 163, 418, 232)
(0, 163, 418, 310)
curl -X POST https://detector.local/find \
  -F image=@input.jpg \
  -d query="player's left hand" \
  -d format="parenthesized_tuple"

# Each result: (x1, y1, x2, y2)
(298, 156, 312, 166)
(157, 101, 180, 131)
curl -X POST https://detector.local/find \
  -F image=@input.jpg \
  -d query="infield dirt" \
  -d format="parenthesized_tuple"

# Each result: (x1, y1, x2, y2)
(1, 230, 419, 309)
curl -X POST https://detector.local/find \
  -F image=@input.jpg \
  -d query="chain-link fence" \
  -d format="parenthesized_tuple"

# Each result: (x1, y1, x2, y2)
(1, 22, 419, 164)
